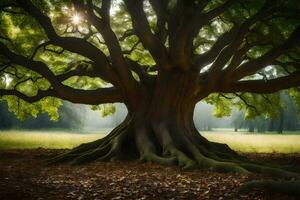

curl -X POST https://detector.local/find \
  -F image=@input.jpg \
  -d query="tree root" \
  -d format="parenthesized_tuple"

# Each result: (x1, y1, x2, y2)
(47, 116, 134, 165)
(139, 152, 177, 166)
(239, 180, 300, 197)
(48, 116, 299, 200)
(48, 136, 299, 179)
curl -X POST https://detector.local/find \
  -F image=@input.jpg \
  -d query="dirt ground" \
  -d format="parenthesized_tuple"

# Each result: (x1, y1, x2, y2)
(0, 149, 299, 200)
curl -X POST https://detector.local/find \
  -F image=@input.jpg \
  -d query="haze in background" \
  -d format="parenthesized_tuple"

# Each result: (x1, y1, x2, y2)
(0, 101, 299, 133)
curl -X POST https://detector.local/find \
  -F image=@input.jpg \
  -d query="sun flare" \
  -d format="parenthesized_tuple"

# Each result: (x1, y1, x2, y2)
(71, 14, 82, 25)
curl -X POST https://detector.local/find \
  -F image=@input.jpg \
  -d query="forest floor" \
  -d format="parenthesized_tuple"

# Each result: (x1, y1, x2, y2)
(0, 149, 299, 200)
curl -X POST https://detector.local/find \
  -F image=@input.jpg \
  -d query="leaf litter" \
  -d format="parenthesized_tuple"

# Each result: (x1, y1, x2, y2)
(0, 149, 299, 200)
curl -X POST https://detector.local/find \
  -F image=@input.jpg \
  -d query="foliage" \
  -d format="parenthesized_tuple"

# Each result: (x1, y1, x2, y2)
(205, 92, 283, 120)
(1, 96, 62, 121)
(91, 103, 116, 117)
(0, 0, 299, 120)
(289, 89, 300, 115)
(0, 100, 84, 129)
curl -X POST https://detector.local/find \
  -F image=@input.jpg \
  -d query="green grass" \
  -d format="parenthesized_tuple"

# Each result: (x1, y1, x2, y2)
(203, 132, 300, 153)
(0, 130, 300, 153)
(0, 131, 105, 149)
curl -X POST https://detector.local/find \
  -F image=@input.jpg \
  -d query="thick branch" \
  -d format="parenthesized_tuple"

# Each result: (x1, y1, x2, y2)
(55, 87, 123, 105)
(0, 41, 123, 105)
(168, 1, 192, 69)
(195, 29, 237, 68)
(15, 0, 117, 84)
(0, 89, 57, 103)
(190, 0, 235, 60)
(84, 1, 137, 93)
(224, 42, 267, 74)
(230, 25, 300, 81)
(0, 41, 60, 87)
(207, 3, 274, 80)
(0, 87, 123, 105)
(125, 58, 157, 86)
(148, 0, 168, 42)
(124, 0, 172, 70)
(221, 71, 300, 94)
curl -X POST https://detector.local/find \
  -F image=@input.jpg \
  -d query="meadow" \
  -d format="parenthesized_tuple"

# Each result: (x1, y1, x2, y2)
(0, 130, 300, 153)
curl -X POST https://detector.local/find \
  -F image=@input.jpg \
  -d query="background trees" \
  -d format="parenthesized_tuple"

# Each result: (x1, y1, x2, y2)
(0, 101, 84, 130)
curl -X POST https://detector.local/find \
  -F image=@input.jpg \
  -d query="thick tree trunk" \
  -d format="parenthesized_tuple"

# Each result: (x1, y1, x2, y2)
(49, 71, 298, 178)
(49, 108, 297, 177)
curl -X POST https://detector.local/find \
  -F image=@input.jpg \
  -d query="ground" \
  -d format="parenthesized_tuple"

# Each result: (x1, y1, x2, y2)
(0, 149, 299, 200)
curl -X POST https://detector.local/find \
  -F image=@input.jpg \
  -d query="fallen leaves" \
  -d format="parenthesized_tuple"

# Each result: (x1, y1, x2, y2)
(0, 149, 298, 200)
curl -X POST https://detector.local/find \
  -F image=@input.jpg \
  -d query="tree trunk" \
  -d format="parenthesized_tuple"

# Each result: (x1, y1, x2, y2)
(277, 109, 284, 134)
(248, 121, 255, 133)
(268, 119, 275, 132)
(48, 71, 298, 177)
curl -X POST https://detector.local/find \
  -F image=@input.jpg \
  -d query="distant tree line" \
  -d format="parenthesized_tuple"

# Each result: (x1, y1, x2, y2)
(0, 101, 84, 130)
(1, 97, 298, 133)
(194, 93, 300, 133)
(232, 94, 300, 133)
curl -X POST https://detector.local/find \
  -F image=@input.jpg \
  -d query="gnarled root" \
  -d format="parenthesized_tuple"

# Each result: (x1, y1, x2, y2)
(47, 116, 137, 164)
(239, 180, 300, 197)
(48, 116, 299, 185)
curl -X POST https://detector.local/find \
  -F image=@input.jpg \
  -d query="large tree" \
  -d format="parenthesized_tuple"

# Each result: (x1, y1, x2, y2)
(1, 0, 300, 174)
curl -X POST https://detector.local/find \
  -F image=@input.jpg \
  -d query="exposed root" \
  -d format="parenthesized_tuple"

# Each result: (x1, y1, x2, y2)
(212, 142, 249, 162)
(164, 144, 197, 169)
(46, 105, 300, 200)
(48, 133, 299, 181)
(71, 142, 113, 164)
(240, 163, 298, 178)
(139, 152, 177, 166)
(48, 136, 118, 165)
(47, 116, 133, 165)
(137, 140, 299, 180)
(189, 144, 250, 174)
(239, 180, 300, 197)
(47, 115, 299, 186)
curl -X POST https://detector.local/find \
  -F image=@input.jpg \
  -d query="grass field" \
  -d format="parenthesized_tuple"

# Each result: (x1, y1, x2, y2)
(0, 131, 105, 149)
(203, 132, 300, 153)
(0, 130, 300, 153)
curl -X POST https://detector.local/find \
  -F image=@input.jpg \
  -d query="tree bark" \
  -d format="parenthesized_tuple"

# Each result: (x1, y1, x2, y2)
(48, 70, 298, 178)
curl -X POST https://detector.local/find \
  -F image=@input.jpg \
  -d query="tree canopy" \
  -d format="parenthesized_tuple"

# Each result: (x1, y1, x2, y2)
(0, 0, 300, 121)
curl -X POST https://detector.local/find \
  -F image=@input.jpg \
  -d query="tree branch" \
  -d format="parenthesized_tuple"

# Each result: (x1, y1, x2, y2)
(195, 28, 237, 68)
(149, 0, 168, 43)
(0, 89, 57, 103)
(125, 58, 156, 86)
(0, 41, 123, 105)
(84, 0, 137, 93)
(15, 0, 118, 84)
(233, 92, 258, 113)
(207, 3, 275, 80)
(221, 71, 300, 94)
(124, 0, 172, 70)
(230, 25, 300, 81)
(0, 87, 123, 105)
(190, 0, 235, 57)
